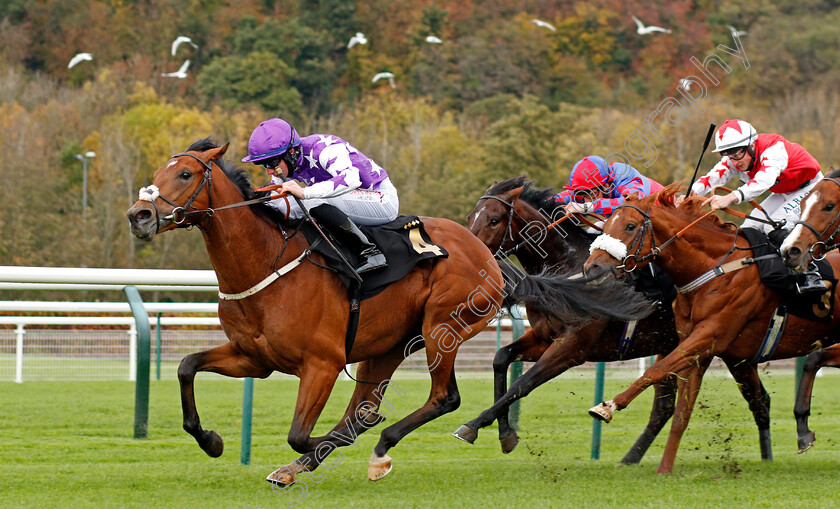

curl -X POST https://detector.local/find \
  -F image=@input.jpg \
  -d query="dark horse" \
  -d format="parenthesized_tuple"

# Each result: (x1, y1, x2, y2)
(126, 140, 652, 484)
(453, 177, 773, 466)
(780, 168, 840, 452)
(585, 184, 840, 473)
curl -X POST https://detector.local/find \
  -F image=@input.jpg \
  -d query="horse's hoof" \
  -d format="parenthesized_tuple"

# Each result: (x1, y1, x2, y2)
(368, 453, 392, 481)
(589, 400, 617, 423)
(452, 425, 478, 444)
(266, 466, 296, 487)
(797, 431, 816, 454)
(499, 431, 519, 454)
(200, 430, 224, 458)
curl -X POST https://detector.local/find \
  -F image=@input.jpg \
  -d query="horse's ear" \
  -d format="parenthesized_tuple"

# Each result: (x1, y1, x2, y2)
(507, 187, 525, 199)
(207, 143, 229, 162)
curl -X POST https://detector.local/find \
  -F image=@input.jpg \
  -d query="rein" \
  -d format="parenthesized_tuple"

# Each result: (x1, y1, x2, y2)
(793, 178, 840, 260)
(477, 194, 602, 259)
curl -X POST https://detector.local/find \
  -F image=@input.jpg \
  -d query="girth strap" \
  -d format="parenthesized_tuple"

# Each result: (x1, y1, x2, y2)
(676, 253, 779, 294)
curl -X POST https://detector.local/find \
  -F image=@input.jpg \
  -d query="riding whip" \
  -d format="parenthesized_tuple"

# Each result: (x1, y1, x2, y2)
(273, 174, 364, 284)
(684, 123, 717, 198)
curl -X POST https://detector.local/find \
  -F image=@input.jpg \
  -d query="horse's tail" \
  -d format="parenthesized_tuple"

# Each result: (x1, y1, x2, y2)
(498, 261, 654, 324)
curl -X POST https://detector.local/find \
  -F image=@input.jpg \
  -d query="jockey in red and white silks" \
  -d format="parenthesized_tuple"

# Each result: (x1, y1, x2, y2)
(690, 119, 823, 233)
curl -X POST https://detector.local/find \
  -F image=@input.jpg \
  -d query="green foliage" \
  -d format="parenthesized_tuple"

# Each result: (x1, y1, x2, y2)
(197, 51, 304, 118)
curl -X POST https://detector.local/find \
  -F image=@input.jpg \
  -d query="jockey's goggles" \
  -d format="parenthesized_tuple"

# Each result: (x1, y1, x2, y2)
(260, 155, 283, 170)
(721, 146, 748, 160)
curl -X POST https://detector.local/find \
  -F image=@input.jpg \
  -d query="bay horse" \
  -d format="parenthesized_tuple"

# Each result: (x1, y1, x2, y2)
(780, 168, 840, 452)
(453, 177, 773, 465)
(585, 183, 840, 473)
(125, 139, 652, 485)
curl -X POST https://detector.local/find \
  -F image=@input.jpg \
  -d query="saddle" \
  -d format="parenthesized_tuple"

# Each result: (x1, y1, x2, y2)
(299, 215, 449, 300)
(740, 227, 836, 322)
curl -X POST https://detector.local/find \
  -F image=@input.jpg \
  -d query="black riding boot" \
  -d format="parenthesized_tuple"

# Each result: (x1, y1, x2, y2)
(796, 261, 828, 294)
(310, 204, 387, 274)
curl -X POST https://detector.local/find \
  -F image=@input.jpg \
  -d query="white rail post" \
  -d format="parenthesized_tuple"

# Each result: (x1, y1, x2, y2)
(15, 323, 24, 384)
(129, 324, 137, 382)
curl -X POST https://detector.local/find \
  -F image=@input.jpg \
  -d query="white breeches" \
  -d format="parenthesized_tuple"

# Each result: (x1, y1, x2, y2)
(267, 178, 400, 226)
(742, 173, 824, 233)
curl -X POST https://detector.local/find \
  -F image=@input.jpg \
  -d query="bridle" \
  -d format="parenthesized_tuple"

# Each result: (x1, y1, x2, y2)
(792, 178, 840, 261)
(138, 152, 275, 235)
(475, 195, 524, 258)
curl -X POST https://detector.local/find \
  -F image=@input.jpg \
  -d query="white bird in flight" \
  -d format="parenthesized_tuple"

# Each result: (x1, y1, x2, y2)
(727, 25, 747, 37)
(347, 32, 367, 49)
(530, 19, 556, 32)
(68, 53, 92, 69)
(171, 36, 198, 56)
(371, 72, 395, 88)
(679, 78, 692, 92)
(162, 59, 191, 78)
(425, 35, 443, 44)
(630, 15, 671, 35)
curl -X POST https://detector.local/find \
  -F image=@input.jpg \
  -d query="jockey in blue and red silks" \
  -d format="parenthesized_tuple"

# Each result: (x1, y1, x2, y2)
(553, 155, 664, 216)
(242, 117, 399, 273)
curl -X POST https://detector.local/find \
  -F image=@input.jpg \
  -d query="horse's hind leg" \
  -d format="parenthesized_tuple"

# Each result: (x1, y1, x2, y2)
(724, 360, 772, 460)
(795, 345, 840, 453)
(369, 353, 461, 481)
(492, 329, 549, 452)
(620, 373, 677, 464)
(178, 342, 270, 457)
(267, 345, 409, 486)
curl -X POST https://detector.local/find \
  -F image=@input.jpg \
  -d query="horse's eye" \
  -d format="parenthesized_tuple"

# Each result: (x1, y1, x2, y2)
(825, 203, 835, 211)
(179, 171, 192, 180)
(625, 223, 636, 232)
(489, 218, 501, 226)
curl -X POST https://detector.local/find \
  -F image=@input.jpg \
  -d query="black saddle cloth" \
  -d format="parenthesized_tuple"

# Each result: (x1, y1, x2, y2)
(741, 227, 836, 321)
(300, 215, 448, 300)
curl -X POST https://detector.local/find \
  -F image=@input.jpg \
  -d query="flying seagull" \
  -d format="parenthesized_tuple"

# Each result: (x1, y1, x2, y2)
(726, 25, 747, 37)
(371, 72, 395, 88)
(347, 32, 367, 49)
(425, 35, 443, 44)
(630, 15, 671, 35)
(530, 19, 556, 32)
(162, 59, 191, 78)
(171, 36, 198, 56)
(68, 53, 92, 69)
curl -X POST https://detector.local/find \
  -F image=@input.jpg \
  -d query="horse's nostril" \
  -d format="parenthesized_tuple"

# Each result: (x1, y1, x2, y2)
(787, 246, 801, 259)
(135, 210, 152, 221)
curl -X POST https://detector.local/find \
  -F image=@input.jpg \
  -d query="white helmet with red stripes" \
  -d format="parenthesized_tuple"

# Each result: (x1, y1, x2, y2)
(712, 119, 758, 153)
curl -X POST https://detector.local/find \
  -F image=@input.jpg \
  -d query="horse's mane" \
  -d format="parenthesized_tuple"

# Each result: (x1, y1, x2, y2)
(188, 137, 288, 224)
(488, 176, 565, 219)
(828, 167, 840, 179)
(648, 182, 737, 233)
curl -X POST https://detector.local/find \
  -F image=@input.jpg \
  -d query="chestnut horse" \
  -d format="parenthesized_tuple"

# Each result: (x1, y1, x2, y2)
(585, 184, 840, 473)
(453, 177, 773, 465)
(126, 139, 652, 485)
(780, 168, 840, 452)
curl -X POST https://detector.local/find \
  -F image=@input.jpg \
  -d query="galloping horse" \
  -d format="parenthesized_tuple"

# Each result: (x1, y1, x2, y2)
(585, 184, 840, 473)
(453, 177, 773, 465)
(780, 168, 840, 452)
(126, 140, 651, 485)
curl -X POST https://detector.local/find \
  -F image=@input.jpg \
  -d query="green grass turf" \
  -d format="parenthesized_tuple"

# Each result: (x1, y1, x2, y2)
(2, 370, 840, 508)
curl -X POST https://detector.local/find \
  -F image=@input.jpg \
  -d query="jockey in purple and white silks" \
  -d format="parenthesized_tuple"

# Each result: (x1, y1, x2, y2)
(242, 118, 398, 273)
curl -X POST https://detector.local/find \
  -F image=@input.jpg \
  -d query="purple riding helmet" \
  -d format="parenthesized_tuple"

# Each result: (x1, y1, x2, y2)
(241, 118, 302, 170)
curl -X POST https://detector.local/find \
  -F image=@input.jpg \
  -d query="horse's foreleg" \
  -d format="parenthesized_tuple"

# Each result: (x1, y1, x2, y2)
(724, 360, 772, 460)
(620, 371, 677, 465)
(268, 347, 407, 486)
(454, 338, 580, 451)
(590, 334, 716, 421)
(795, 345, 840, 453)
(657, 358, 711, 474)
(178, 342, 270, 457)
